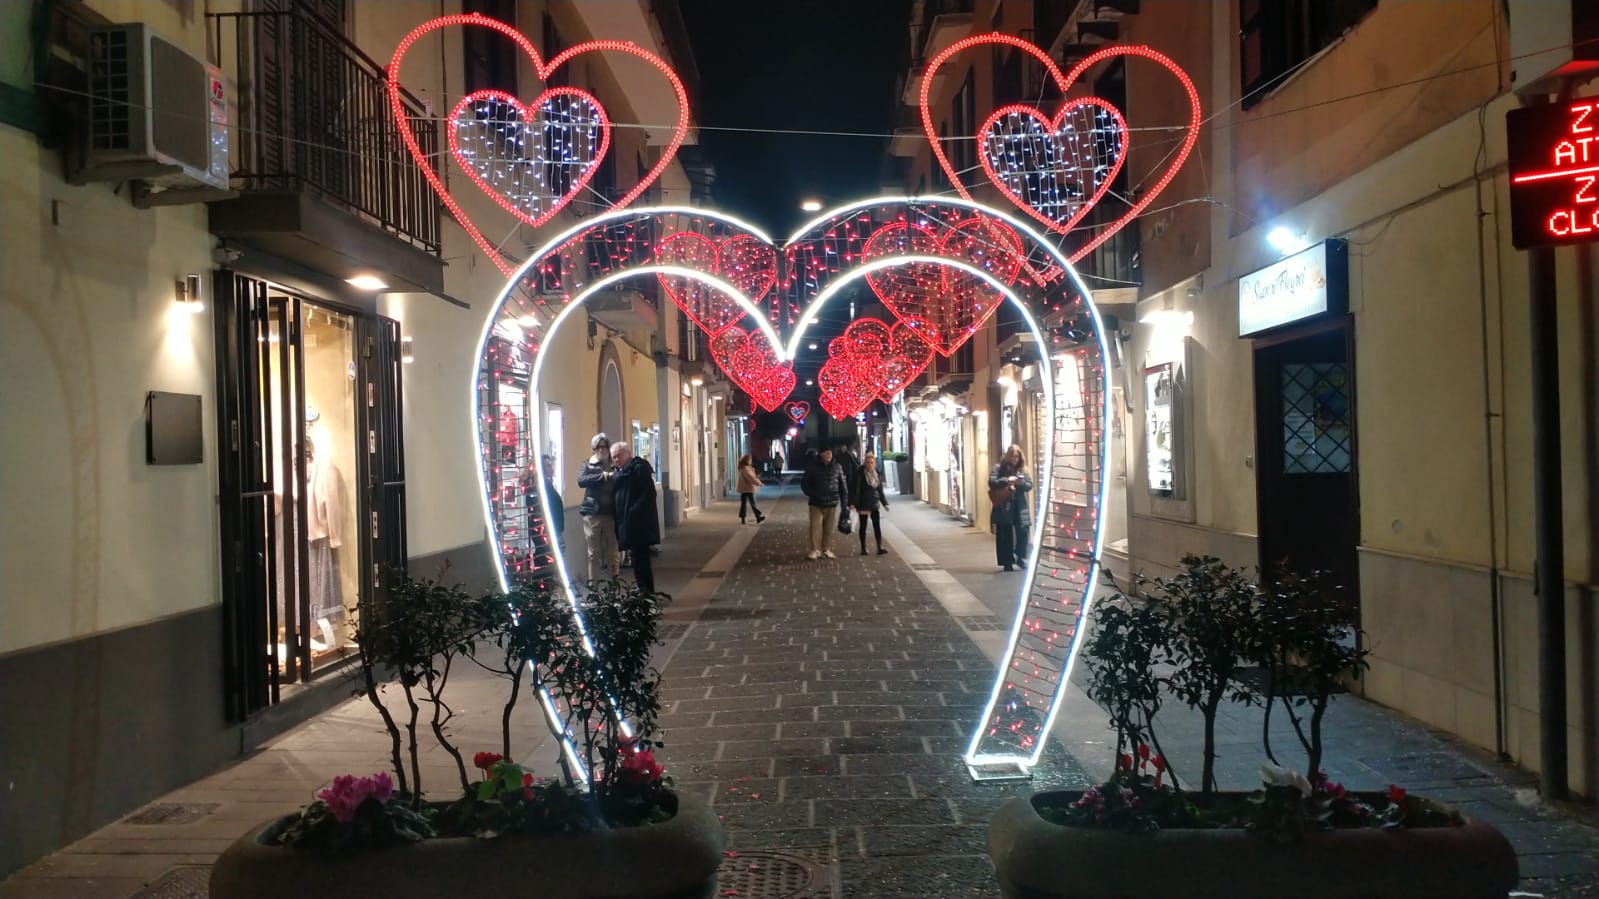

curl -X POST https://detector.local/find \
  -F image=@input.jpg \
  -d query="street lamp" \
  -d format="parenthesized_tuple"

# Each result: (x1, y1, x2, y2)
(799, 198, 823, 213)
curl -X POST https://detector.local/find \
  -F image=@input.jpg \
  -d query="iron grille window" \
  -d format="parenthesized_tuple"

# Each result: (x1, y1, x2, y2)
(1240, 0, 1377, 107)
(1280, 362, 1351, 474)
(463, 0, 517, 95)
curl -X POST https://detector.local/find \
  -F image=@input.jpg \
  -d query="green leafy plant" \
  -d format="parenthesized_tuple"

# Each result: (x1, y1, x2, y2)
(1082, 585, 1177, 789)
(1152, 556, 1262, 794)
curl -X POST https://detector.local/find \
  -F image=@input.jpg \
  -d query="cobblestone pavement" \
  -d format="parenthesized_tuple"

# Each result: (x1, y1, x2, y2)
(5, 484, 1596, 898)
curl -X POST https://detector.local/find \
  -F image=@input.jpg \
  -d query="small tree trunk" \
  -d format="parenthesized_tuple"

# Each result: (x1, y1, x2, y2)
(401, 680, 423, 808)
(360, 662, 408, 798)
(1141, 707, 1181, 793)
(502, 658, 527, 761)
(1307, 697, 1328, 783)
(426, 661, 470, 793)
(1202, 693, 1223, 793)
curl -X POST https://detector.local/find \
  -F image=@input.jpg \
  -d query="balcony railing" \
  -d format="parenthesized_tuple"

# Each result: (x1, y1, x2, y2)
(208, 9, 441, 255)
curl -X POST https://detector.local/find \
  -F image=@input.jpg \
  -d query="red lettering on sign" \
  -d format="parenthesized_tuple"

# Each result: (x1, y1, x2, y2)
(1571, 102, 1595, 135)
(1548, 207, 1599, 236)
(1577, 175, 1598, 205)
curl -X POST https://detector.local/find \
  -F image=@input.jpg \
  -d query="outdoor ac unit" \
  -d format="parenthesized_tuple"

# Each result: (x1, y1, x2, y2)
(73, 24, 231, 203)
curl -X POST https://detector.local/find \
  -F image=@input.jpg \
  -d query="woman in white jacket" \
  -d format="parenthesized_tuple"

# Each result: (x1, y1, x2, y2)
(736, 454, 766, 524)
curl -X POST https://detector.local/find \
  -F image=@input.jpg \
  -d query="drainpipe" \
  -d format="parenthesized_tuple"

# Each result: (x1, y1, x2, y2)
(1523, 91, 1568, 801)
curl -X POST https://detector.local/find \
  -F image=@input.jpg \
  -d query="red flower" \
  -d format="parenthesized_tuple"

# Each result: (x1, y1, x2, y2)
(1117, 753, 1134, 772)
(522, 771, 535, 800)
(473, 751, 504, 772)
(620, 748, 664, 785)
(1151, 755, 1167, 789)
(1387, 784, 1407, 804)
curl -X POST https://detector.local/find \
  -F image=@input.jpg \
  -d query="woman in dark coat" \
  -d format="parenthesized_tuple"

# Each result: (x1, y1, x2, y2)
(609, 442, 661, 595)
(849, 451, 890, 556)
(988, 444, 1033, 572)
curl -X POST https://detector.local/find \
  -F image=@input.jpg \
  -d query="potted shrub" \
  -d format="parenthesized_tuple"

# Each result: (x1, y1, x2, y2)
(210, 576, 723, 899)
(985, 557, 1519, 899)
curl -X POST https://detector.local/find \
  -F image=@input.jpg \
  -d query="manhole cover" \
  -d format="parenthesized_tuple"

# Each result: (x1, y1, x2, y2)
(131, 865, 209, 898)
(909, 563, 941, 571)
(122, 802, 220, 826)
(718, 848, 831, 897)
(696, 569, 729, 579)
(958, 615, 1003, 632)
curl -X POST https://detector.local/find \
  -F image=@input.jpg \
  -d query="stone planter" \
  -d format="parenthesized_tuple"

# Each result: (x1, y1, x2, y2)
(987, 791, 1519, 899)
(210, 796, 724, 899)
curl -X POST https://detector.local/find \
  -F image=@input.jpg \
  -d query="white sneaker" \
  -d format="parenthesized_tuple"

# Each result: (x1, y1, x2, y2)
(807, 551, 820, 560)
(823, 551, 836, 559)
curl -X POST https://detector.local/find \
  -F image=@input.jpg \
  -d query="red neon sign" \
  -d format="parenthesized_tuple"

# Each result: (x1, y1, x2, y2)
(1507, 99, 1599, 249)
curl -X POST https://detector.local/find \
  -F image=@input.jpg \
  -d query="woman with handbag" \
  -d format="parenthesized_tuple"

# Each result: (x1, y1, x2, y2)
(850, 451, 890, 556)
(988, 444, 1033, 572)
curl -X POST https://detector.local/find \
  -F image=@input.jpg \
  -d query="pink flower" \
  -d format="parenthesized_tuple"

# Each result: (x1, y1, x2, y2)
(316, 773, 396, 824)
(367, 772, 394, 804)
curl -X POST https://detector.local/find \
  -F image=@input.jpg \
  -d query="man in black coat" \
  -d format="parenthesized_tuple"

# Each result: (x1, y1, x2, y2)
(800, 448, 848, 560)
(609, 442, 661, 595)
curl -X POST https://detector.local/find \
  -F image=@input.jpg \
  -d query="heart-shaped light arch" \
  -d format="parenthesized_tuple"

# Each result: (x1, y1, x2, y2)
(473, 197, 1111, 779)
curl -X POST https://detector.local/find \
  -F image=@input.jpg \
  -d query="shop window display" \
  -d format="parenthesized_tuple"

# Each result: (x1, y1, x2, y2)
(265, 301, 360, 674)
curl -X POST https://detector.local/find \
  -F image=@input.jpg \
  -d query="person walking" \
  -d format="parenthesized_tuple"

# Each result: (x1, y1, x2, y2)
(577, 433, 620, 584)
(800, 447, 848, 560)
(850, 451, 889, 555)
(736, 454, 766, 524)
(609, 442, 660, 595)
(988, 444, 1034, 572)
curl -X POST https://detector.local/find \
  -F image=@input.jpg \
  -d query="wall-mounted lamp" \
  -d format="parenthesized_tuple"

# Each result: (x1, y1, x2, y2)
(346, 273, 388, 291)
(401, 336, 415, 364)
(1138, 309, 1195, 328)
(175, 274, 205, 315)
(1266, 226, 1309, 256)
(690, 375, 705, 387)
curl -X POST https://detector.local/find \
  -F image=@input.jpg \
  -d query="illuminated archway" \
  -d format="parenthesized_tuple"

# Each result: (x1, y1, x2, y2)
(474, 197, 1111, 780)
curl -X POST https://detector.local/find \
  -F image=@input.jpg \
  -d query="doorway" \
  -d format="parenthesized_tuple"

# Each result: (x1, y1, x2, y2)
(214, 272, 406, 719)
(1252, 321, 1359, 600)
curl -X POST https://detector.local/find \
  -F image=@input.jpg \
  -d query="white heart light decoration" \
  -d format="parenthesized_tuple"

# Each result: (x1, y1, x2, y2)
(474, 198, 1110, 781)
(449, 87, 610, 229)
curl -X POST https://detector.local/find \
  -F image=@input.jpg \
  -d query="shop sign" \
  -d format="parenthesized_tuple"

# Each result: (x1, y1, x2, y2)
(1237, 239, 1348, 338)
(1507, 99, 1599, 249)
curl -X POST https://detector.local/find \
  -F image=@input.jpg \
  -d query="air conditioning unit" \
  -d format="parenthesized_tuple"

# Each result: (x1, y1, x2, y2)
(72, 24, 232, 205)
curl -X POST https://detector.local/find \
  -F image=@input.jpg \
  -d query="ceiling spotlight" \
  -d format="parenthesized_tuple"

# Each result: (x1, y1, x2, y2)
(805, 379, 815, 386)
(808, 342, 818, 350)
(346, 273, 388, 291)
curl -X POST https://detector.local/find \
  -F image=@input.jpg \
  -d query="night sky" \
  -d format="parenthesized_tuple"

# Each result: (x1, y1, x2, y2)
(679, 0, 913, 426)
(679, 0, 913, 237)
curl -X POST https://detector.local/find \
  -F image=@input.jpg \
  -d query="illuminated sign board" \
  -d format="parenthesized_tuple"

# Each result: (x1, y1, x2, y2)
(1507, 99, 1599, 249)
(1238, 239, 1349, 337)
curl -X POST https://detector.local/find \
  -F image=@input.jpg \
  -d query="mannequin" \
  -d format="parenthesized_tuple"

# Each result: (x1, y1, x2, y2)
(305, 429, 346, 652)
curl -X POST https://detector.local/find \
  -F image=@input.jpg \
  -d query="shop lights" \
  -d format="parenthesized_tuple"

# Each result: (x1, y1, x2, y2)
(401, 337, 415, 364)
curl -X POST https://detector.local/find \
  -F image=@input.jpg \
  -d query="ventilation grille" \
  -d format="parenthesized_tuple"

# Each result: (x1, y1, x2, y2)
(89, 28, 134, 152)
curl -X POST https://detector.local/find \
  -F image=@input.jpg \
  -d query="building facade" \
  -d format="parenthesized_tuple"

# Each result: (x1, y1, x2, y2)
(0, 0, 723, 875)
(891, 0, 1597, 797)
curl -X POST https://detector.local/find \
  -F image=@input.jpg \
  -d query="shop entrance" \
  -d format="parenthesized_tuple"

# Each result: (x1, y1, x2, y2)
(214, 272, 406, 719)
(1252, 321, 1359, 600)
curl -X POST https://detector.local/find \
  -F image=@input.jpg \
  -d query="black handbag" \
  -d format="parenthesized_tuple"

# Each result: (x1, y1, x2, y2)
(837, 507, 852, 535)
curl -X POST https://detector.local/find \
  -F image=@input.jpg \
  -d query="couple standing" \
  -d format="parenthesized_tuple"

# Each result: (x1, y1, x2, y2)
(576, 433, 660, 594)
(801, 447, 890, 559)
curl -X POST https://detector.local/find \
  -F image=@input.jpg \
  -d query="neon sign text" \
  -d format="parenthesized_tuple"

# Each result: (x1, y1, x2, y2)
(1507, 100, 1599, 249)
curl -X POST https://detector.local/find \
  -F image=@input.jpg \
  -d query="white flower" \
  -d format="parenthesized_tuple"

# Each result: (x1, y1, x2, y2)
(1261, 763, 1313, 797)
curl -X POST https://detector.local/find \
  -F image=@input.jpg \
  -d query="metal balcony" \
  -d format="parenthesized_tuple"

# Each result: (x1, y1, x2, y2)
(205, 8, 444, 293)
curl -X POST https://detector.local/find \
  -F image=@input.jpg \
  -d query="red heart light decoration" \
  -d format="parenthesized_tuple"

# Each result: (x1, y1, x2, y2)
(817, 356, 879, 420)
(449, 87, 611, 230)
(786, 401, 810, 424)
(655, 233, 778, 336)
(861, 218, 1024, 357)
(920, 35, 1200, 263)
(388, 13, 690, 276)
(711, 326, 794, 413)
(978, 99, 1127, 236)
(827, 316, 942, 403)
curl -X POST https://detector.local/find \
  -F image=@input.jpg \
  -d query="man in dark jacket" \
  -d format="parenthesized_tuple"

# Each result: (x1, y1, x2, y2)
(800, 448, 848, 560)
(576, 433, 619, 584)
(609, 442, 661, 595)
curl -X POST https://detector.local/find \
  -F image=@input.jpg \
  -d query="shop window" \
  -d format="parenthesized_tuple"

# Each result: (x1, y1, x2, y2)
(1240, 0, 1377, 107)
(462, 0, 518, 95)
(1280, 362, 1351, 473)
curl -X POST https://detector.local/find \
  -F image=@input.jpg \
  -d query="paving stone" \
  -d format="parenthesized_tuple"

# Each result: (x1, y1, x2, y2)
(836, 853, 1001, 898)
(772, 755, 841, 777)
(711, 801, 813, 830)
(856, 824, 990, 858)
(842, 753, 967, 777)
(711, 778, 781, 804)
(812, 798, 957, 827)
(782, 775, 914, 801)
(832, 736, 927, 755)
(850, 719, 962, 738)
(777, 720, 848, 739)
(816, 705, 902, 722)
(720, 739, 828, 759)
